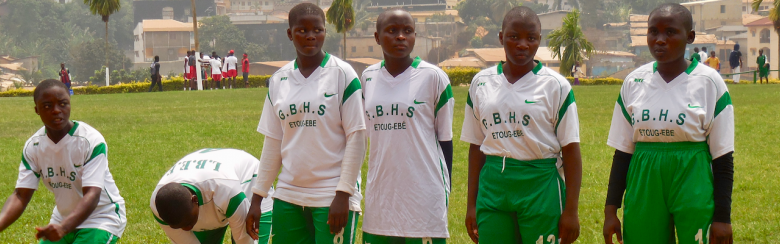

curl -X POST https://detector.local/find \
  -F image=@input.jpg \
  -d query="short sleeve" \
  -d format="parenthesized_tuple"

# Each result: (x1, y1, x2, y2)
(257, 89, 283, 140)
(434, 71, 454, 141)
(708, 89, 735, 158)
(341, 70, 367, 135)
(211, 179, 253, 243)
(460, 88, 485, 145)
(607, 88, 636, 154)
(555, 87, 580, 147)
(81, 142, 108, 188)
(16, 152, 39, 189)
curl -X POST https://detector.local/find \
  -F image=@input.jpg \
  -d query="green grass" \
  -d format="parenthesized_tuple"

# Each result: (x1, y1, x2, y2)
(0, 85, 778, 243)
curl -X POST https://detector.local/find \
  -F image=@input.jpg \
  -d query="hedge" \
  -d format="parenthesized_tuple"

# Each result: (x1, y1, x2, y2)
(2, 73, 777, 97)
(0, 75, 272, 97)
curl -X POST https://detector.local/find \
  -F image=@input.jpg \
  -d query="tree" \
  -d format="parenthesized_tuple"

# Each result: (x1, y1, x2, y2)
(490, 0, 521, 24)
(754, 0, 780, 78)
(69, 39, 131, 83)
(198, 16, 248, 54)
(326, 0, 355, 59)
(83, 0, 121, 69)
(547, 9, 594, 77)
(456, 0, 492, 25)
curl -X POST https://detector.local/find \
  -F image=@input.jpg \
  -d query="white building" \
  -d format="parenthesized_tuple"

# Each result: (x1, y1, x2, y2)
(133, 19, 194, 63)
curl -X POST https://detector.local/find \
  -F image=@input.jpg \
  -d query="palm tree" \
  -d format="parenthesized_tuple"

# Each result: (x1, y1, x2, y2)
(547, 9, 594, 77)
(326, 0, 355, 59)
(753, 0, 780, 78)
(490, 0, 521, 24)
(83, 0, 121, 68)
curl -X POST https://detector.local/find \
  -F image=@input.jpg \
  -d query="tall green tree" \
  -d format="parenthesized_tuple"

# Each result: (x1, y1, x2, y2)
(326, 0, 355, 59)
(83, 0, 121, 68)
(754, 0, 780, 78)
(547, 9, 594, 77)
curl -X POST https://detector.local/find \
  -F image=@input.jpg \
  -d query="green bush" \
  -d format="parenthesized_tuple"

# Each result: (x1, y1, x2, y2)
(444, 67, 481, 86)
(566, 77, 624, 85)
(0, 75, 272, 97)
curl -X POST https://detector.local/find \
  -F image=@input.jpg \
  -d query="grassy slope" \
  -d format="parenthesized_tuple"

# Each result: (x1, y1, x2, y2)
(0, 85, 777, 243)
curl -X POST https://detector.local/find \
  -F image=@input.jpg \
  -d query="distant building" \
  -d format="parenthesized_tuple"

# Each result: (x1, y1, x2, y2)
(346, 58, 382, 75)
(440, 47, 586, 74)
(249, 61, 289, 76)
(745, 17, 776, 77)
(538, 10, 569, 46)
(631, 33, 719, 60)
(133, 19, 194, 63)
(742, 0, 772, 15)
(681, 0, 741, 33)
(0, 55, 38, 72)
(133, 0, 216, 26)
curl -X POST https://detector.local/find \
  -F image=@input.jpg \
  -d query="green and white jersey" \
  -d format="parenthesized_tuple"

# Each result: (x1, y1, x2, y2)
(150, 148, 274, 244)
(256, 53, 365, 211)
(16, 121, 126, 237)
(607, 61, 734, 158)
(360, 57, 453, 238)
(461, 61, 580, 160)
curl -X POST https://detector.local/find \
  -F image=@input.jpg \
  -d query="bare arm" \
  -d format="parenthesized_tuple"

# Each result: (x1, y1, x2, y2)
(559, 143, 582, 244)
(36, 187, 101, 241)
(465, 144, 485, 243)
(0, 188, 35, 232)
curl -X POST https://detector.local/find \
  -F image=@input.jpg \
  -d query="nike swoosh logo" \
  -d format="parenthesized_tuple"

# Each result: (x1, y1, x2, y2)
(324, 93, 337, 97)
(525, 99, 537, 104)
(688, 104, 702, 108)
(414, 100, 425, 104)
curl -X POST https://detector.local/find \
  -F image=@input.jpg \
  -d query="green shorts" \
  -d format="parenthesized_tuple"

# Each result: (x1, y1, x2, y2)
(362, 232, 446, 244)
(272, 199, 358, 244)
(39, 228, 118, 244)
(192, 210, 273, 244)
(624, 142, 714, 244)
(476, 156, 563, 244)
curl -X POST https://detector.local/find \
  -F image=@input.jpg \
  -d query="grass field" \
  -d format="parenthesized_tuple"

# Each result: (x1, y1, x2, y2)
(0, 85, 778, 243)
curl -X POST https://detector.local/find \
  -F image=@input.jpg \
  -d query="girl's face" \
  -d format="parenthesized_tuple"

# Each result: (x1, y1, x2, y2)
(288, 15, 326, 57)
(499, 18, 541, 68)
(647, 13, 694, 64)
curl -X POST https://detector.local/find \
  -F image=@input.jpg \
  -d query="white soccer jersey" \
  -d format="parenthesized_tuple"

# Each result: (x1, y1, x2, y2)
(607, 61, 734, 158)
(16, 121, 126, 237)
(150, 148, 274, 244)
(360, 57, 453, 238)
(256, 53, 366, 211)
(222, 58, 229, 73)
(226, 56, 238, 71)
(209, 59, 222, 75)
(461, 61, 580, 161)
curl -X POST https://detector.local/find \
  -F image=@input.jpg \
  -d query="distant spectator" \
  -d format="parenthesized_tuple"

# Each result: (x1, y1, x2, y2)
(729, 43, 743, 83)
(189, 50, 197, 90)
(242, 53, 250, 88)
(59, 63, 72, 95)
(184, 51, 191, 90)
(690, 47, 701, 62)
(699, 47, 708, 63)
(572, 61, 583, 85)
(705, 51, 720, 72)
(149, 56, 162, 92)
(758, 49, 769, 84)
(225, 50, 238, 89)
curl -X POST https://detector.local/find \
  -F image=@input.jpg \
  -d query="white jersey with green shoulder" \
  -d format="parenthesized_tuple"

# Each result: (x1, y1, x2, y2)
(256, 53, 365, 211)
(607, 61, 734, 158)
(461, 61, 580, 160)
(16, 121, 126, 237)
(150, 148, 274, 244)
(360, 57, 453, 238)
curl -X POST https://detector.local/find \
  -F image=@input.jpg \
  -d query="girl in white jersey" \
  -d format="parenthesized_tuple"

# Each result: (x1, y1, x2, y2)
(603, 4, 734, 244)
(245, 3, 366, 244)
(0, 80, 126, 244)
(461, 7, 581, 244)
(360, 9, 454, 244)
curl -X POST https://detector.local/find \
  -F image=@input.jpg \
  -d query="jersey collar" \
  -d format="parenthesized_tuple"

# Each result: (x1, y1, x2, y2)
(652, 60, 698, 75)
(380, 56, 422, 69)
(497, 60, 543, 75)
(294, 52, 331, 70)
(181, 183, 204, 206)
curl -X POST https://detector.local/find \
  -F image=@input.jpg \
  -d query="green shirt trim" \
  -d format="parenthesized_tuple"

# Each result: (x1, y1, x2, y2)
(342, 78, 362, 104)
(714, 91, 733, 118)
(153, 213, 168, 225)
(410, 56, 422, 69)
(617, 94, 633, 125)
(181, 183, 204, 206)
(555, 90, 576, 134)
(466, 91, 473, 108)
(685, 59, 698, 74)
(497, 60, 543, 75)
(435, 84, 453, 117)
(85, 143, 106, 166)
(21, 154, 40, 178)
(293, 52, 330, 70)
(68, 121, 79, 136)
(225, 192, 247, 218)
